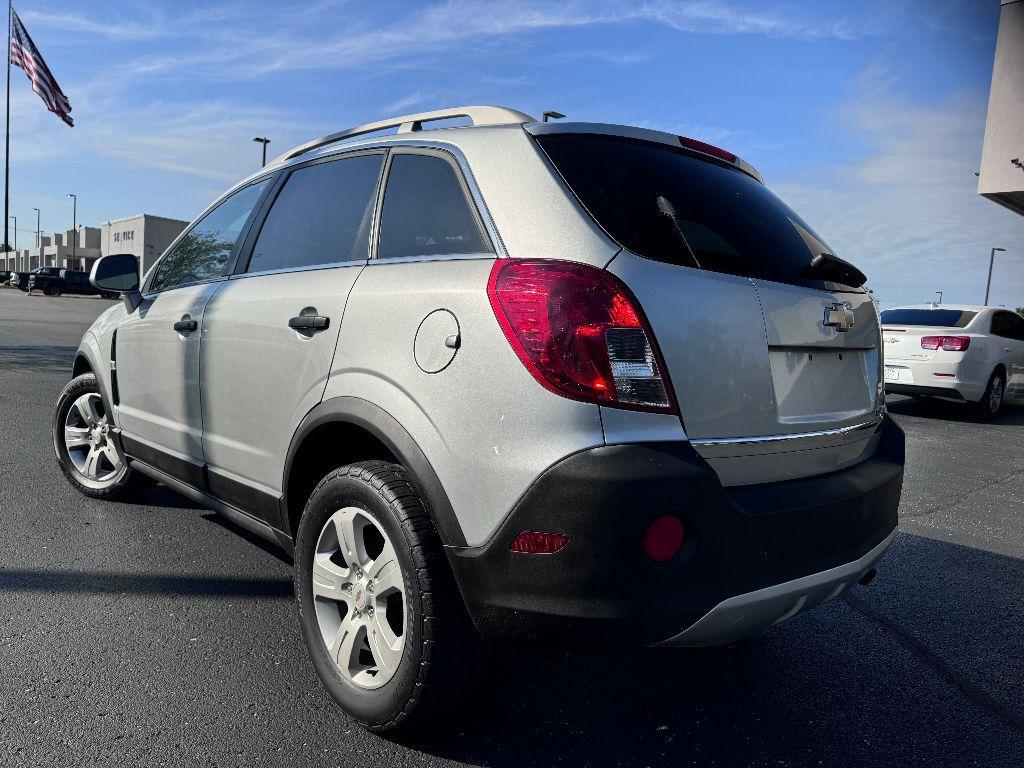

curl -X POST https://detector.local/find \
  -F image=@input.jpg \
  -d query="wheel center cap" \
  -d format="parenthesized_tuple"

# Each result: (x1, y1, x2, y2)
(353, 585, 367, 611)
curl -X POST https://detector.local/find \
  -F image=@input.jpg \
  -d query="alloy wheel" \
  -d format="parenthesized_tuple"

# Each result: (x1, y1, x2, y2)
(311, 507, 406, 689)
(990, 377, 1004, 414)
(64, 393, 123, 485)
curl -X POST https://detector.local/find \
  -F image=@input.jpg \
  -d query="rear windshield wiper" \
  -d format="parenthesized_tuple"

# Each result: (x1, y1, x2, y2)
(802, 252, 867, 288)
(655, 195, 701, 269)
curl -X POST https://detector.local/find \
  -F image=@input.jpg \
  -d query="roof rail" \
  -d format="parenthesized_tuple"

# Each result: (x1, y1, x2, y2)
(270, 105, 537, 165)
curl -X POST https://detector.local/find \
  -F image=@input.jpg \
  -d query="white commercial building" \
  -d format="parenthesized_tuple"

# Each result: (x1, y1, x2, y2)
(100, 214, 189, 277)
(3, 213, 188, 276)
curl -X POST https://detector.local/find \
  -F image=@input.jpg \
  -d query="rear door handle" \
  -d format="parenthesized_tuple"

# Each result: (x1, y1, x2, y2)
(173, 318, 198, 333)
(288, 315, 330, 331)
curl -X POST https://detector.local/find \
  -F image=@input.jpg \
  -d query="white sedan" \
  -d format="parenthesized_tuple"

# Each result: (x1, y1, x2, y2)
(881, 304, 1024, 418)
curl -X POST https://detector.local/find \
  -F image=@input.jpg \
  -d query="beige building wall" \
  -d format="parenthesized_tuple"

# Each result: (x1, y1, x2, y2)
(101, 214, 188, 277)
(979, 0, 1024, 216)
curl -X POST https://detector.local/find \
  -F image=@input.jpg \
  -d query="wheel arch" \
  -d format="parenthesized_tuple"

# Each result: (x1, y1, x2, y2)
(72, 352, 93, 377)
(282, 397, 466, 547)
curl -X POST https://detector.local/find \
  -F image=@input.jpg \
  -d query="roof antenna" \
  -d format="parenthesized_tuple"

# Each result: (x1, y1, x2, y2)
(542, 111, 565, 123)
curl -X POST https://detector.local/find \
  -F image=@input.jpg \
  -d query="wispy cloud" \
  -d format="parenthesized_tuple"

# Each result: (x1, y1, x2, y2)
(93, 0, 872, 80)
(772, 64, 1024, 309)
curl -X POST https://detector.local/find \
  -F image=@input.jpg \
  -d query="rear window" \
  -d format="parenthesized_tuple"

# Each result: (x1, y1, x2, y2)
(536, 133, 859, 291)
(879, 309, 977, 328)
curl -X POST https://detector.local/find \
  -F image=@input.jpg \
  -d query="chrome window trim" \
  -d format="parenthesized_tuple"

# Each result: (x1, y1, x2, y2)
(690, 418, 882, 447)
(229, 260, 366, 280)
(367, 252, 495, 266)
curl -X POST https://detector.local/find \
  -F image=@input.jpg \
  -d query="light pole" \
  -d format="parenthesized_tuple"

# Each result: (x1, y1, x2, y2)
(32, 207, 40, 265)
(984, 247, 1005, 305)
(8, 216, 14, 269)
(67, 193, 77, 267)
(253, 136, 270, 167)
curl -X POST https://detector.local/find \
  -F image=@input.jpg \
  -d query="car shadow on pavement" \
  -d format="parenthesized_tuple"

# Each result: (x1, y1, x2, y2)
(126, 484, 294, 565)
(409, 533, 1024, 767)
(0, 568, 293, 598)
(886, 395, 1024, 425)
(0, 344, 77, 373)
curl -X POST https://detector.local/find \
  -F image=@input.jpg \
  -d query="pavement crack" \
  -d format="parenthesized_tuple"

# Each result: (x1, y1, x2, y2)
(842, 591, 1024, 734)
(901, 464, 1024, 520)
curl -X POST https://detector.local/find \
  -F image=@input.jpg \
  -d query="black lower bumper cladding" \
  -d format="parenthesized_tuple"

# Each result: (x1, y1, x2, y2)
(448, 415, 905, 646)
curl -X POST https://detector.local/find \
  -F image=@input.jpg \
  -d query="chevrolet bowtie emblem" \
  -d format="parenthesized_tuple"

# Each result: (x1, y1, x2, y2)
(823, 302, 855, 332)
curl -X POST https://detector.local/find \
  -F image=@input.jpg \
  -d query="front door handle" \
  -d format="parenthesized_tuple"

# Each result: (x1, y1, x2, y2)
(173, 317, 198, 333)
(288, 315, 330, 331)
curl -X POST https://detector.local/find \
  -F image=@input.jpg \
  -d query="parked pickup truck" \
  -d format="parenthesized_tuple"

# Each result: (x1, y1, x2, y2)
(29, 269, 118, 298)
(9, 266, 61, 291)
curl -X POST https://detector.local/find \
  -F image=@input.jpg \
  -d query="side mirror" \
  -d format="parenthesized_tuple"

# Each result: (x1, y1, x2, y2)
(91, 253, 142, 312)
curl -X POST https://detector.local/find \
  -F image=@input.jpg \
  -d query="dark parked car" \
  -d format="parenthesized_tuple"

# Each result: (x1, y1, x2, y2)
(29, 268, 117, 298)
(10, 266, 61, 291)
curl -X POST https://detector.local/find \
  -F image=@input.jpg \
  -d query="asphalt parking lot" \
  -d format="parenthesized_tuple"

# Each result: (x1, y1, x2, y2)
(1, 288, 1022, 768)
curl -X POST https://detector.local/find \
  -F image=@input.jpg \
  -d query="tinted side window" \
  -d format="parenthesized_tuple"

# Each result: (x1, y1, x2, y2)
(992, 312, 1024, 340)
(150, 179, 270, 292)
(991, 312, 1013, 338)
(1011, 314, 1024, 341)
(377, 154, 490, 259)
(247, 153, 384, 273)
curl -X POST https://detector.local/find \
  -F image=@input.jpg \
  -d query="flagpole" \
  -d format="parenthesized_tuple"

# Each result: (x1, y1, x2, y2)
(4, 0, 10, 265)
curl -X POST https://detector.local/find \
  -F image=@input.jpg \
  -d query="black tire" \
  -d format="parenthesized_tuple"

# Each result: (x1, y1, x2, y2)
(975, 369, 1006, 420)
(50, 286, 62, 296)
(52, 373, 154, 499)
(294, 460, 480, 733)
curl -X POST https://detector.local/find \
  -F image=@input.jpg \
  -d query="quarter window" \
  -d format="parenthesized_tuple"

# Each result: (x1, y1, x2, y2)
(377, 153, 490, 260)
(991, 311, 1024, 340)
(150, 179, 270, 292)
(246, 153, 384, 273)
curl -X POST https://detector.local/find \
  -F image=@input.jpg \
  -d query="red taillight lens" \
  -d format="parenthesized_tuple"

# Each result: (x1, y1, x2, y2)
(921, 335, 970, 351)
(510, 531, 569, 554)
(487, 259, 677, 413)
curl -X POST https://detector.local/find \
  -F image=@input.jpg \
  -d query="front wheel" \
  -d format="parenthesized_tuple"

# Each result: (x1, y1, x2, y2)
(975, 369, 1006, 420)
(52, 373, 154, 499)
(294, 461, 480, 733)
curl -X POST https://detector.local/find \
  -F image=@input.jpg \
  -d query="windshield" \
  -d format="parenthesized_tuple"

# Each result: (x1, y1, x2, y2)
(880, 309, 977, 328)
(536, 133, 861, 291)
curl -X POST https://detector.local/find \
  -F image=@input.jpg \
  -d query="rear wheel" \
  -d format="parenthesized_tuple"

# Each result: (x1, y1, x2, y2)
(294, 460, 479, 733)
(52, 373, 154, 499)
(975, 369, 1005, 420)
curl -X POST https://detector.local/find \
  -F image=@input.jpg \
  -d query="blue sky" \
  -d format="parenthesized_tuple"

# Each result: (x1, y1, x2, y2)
(8, 0, 1023, 307)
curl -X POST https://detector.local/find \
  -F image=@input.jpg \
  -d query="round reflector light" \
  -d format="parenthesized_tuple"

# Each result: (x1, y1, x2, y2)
(643, 515, 685, 562)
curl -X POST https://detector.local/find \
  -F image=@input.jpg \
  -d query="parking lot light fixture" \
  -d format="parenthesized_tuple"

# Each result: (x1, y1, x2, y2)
(253, 137, 270, 167)
(985, 247, 1006, 305)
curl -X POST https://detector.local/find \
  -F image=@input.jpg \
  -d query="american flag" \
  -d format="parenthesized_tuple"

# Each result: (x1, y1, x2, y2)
(10, 8, 73, 127)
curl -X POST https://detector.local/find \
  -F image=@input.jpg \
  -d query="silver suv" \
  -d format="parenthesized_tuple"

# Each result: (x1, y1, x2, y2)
(54, 106, 905, 732)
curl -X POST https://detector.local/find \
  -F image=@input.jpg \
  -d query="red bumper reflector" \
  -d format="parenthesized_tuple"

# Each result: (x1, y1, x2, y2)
(643, 515, 686, 562)
(510, 531, 569, 554)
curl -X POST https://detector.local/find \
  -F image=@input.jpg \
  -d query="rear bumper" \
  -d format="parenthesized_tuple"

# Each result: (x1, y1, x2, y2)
(448, 415, 904, 647)
(884, 359, 986, 402)
(886, 382, 967, 400)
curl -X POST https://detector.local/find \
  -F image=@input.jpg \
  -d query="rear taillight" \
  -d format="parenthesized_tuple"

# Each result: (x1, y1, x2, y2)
(487, 259, 677, 414)
(921, 335, 970, 351)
